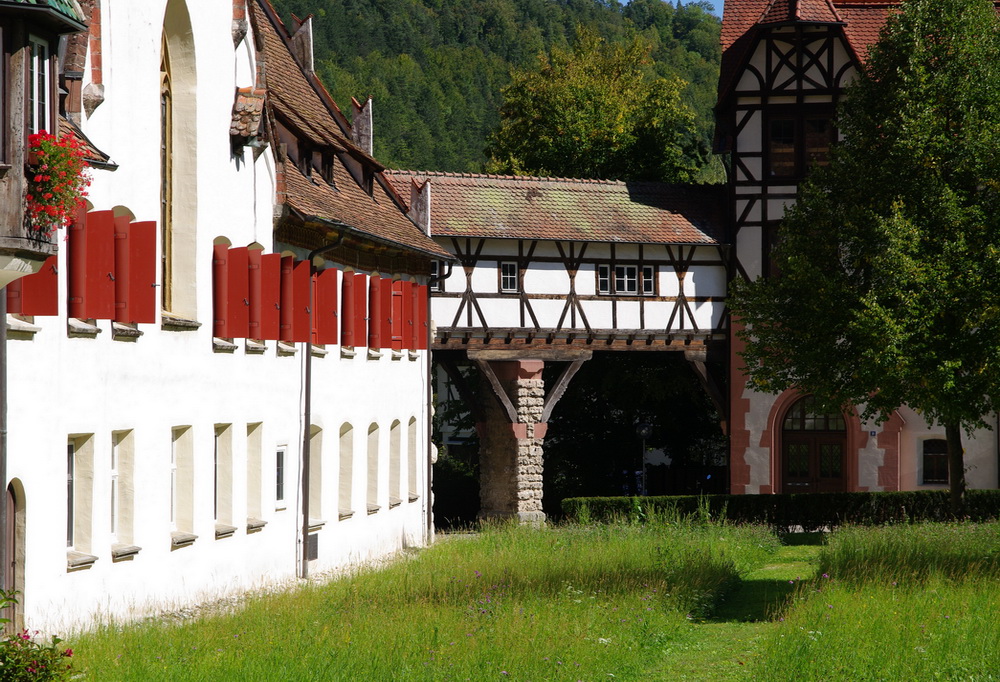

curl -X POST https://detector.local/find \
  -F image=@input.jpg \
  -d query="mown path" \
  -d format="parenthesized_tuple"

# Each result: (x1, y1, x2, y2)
(649, 535, 825, 681)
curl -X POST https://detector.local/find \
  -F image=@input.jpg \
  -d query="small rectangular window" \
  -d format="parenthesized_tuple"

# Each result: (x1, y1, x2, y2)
(28, 37, 51, 135)
(429, 261, 441, 292)
(110, 435, 119, 542)
(276, 448, 285, 503)
(805, 118, 835, 168)
(922, 439, 948, 485)
(67, 442, 75, 548)
(768, 118, 796, 177)
(614, 265, 638, 294)
(597, 264, 610, 294)
(641, 265, 655, 295)
(500, 262, 518, 293)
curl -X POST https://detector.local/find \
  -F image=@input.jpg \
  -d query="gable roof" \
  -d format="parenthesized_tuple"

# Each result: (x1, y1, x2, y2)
(384, 171, 726, 246)
(0, 0, 86, 31)
(251, 0, 449, 260)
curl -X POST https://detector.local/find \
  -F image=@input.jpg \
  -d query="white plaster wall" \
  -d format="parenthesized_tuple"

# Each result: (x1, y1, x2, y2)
(523, 262, 568, 295)
(10, 0, 431, 634)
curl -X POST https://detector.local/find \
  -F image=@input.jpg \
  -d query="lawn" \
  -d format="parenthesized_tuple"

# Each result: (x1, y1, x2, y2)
(65, 518, 1000, 681)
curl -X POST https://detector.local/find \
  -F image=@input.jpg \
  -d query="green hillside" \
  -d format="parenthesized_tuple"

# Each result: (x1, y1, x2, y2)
(270, 0, 720, 177)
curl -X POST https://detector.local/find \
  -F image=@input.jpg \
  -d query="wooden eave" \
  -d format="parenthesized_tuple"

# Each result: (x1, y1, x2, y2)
(0, 0, 86, 33)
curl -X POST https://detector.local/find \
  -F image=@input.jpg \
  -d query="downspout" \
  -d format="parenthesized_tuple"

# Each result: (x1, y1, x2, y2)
(0, 291, 7, 593)
(425, 263, 451, 541)
(299, 224, 346, 580)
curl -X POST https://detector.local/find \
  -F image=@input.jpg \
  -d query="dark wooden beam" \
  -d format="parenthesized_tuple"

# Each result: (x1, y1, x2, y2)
(437, 356, 485, 424)
(540, 358, 587, 423)
(468, 348, 593, 362)
(475, 359, 519, 423)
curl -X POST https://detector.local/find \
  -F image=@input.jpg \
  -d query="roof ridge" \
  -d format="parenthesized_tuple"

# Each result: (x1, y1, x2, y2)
(387, 169, 633, 186)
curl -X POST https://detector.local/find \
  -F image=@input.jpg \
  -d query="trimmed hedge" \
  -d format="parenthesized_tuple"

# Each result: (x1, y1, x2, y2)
(562, 490, 1000, 531)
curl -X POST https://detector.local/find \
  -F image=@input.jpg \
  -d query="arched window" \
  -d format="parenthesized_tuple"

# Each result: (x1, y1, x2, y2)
(160, 34, 173, 310)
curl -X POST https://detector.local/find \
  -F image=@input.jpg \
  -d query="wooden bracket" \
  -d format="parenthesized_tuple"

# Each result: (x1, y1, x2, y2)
(540, 358, 587, 423)
(438, 356, 486, 425)
(684, 349, 727, 430)
(475, 359, 519, 423)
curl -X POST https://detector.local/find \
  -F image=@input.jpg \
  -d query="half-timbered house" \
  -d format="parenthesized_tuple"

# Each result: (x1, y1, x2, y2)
(717, 0, 999, 494)
(1, 0, 449, 633)
(386, 170, 728, 520)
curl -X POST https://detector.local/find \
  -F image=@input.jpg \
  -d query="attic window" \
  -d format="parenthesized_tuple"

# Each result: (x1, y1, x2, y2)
(321, 152, 335, 185)
(298, 141, 313, 177)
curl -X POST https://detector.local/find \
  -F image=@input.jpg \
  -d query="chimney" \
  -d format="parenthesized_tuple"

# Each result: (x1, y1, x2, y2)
(409, 179, 431, 235)
(289, 14, 314, 75)
(351, 96, 373, 156)
(232, 0, 248, 46)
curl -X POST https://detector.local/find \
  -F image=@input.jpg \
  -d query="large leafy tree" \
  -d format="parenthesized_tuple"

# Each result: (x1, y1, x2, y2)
(729, 0, 1000, 510)
(485, 28, 705, 181)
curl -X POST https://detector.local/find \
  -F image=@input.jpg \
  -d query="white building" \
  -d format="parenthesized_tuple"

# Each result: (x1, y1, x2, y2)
(0, 0, 450, 633)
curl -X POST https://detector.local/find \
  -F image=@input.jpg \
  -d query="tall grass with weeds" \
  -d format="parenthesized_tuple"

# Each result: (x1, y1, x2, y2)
(71, 517, 779, 681)
(755, 522, 1000, 680)
(819, 522, 1000, 583)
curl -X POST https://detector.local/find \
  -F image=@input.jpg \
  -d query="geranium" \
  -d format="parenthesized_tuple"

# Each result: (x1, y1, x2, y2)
(26, 131, 91, 237)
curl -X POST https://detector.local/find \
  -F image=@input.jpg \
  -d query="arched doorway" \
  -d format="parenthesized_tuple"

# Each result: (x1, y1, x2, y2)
(3, 480, 25, 631)
(781, 396, 847, 493)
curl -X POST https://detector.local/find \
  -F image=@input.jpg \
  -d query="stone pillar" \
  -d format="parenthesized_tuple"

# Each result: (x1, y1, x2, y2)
(477, 360, 547, 523)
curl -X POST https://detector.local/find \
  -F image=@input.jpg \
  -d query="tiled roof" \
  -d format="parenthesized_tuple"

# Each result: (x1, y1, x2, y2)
(59, 115, 115, 170)
(384, 171, 726, 246)
(230, 87, 266, 139)
(252, 0, 447, 259)
(0, 0, 84, 23)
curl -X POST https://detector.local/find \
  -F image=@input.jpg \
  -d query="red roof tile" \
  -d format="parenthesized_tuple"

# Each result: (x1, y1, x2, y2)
(230, 87, 266, 139)
(383, 171, 725, 246)
(251, 0, 448, 259)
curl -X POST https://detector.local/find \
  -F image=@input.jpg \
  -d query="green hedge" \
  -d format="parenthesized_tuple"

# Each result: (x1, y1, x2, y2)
(562, 490, 1000, 531)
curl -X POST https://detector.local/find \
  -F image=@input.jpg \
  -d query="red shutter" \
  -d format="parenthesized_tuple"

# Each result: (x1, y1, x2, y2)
(381, 277, 393, 350)
(368, 275, 381, 349)
(416, 283, 429, 350)
(354, 273, 367, 348)
(407, 280, 418, 350)
(68, 209, 116, 320)
(280, 256, 310, 343)
(313, 268, 339, 345)
(259, 253, 281, 340)
(247, 247, 263, 339)
(341, 270, 355, 347)
(113, 215, 131, 323)
(390, 279, 403, 351)
(213, 243, 229, 338)
(7, 255, 58, 316)
(227, 246, 250, 339)
(128, 221, 157, 323)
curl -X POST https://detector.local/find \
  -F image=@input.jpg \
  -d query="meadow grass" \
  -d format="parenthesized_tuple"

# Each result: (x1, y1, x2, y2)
(70, 517, 779, 681)
(754, 522, 1000, 681)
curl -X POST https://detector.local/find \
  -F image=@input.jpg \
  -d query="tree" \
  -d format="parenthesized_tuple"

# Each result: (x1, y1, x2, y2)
(729, 0, 1000, 511)
(484, 28, 705, 181)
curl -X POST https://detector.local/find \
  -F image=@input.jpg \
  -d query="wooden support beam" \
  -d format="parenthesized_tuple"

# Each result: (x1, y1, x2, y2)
(475, 359, 519, 423)
(684, 349, 727, 431)
(540, 358, 587, 423)
(468, 348, 593, 362)
(437, 356, 485, 424)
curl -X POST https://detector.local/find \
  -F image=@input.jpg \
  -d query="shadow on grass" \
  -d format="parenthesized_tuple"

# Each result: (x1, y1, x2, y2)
(710, 531, 825, 623)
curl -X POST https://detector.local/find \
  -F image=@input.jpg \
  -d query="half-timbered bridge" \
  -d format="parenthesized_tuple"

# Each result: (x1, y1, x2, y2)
(387, 171, 729, 521)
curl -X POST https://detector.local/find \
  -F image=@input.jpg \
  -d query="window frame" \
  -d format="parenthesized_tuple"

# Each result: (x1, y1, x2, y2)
(275, 447, 286, 505)
(499, 261, 518, 293)
(597, 263, 655, 296)
(110, 434, 120, 543)
(921, 438, 949, 485)
(27, 35, 51, 136)
(766, 109, 836, 180)
(67, 441, 75, 548)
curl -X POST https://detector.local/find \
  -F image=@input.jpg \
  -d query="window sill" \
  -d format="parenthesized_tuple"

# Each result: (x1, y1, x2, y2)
(408, 350, 419, 361)
(6, 314, 40, 337)
(0, 163, 10, 178)
(67, 550, 99, 570)
(213, 337, 239, 353)
(311, 344, 328, 358)
(68, 317, 101, 338)
(246, 518, 267, 533)
(215, 523, 238, 539)
(275, 504, 287, 512)
(366, 503, 381, 515)
(170, 531, 198, 549)
(367, 348, 382, 360)
(161, 312, 201, 332)
(111, 544, 142, 561)
(112, 322, 143, 341)
(408, 493, 420, 503)
(307, 518, 326, 533)
(388, 496, 402, 509)
(340, 346, 356, 359)
(277, 341, 297, 356)
(245, 339, 267, 355)
(338, 508, 355, 520)
(391, 350, 404, 361)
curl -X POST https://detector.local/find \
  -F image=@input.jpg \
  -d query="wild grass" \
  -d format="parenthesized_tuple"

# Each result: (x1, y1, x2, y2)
(70, 517, 779, 681)
(754, 522, 1000, 681)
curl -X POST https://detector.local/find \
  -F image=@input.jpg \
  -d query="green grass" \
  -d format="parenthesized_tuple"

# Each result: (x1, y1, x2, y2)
(68, 521, 1000, 681)
(70, 518, 779, 681)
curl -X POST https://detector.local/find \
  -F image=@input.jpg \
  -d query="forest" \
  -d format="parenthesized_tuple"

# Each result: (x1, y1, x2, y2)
(269, 0, 722, 179)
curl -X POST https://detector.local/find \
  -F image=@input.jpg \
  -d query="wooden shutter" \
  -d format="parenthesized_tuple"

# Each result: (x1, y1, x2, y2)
(416, 284, 429, 350)
(6, 255, 58, 316)
(341, 270, 355, 347)
(212, 243, 229, 338)
(280, 256, 310, 343)
(390, 279, 404, 351)
(227, 246, 250, 339)
(128, 221, 157, 324)
(313, 268, 339, 345)
(68, 209, 116, 320)
(113, 215, 131, 323)
(354, 273, 367, 348)
(368, 275, 381, 349)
